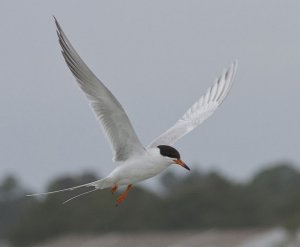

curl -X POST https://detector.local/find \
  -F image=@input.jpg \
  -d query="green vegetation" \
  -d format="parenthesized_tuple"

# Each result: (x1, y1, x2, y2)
(0, 176, 36, 240)
(2, 162, 300, 246)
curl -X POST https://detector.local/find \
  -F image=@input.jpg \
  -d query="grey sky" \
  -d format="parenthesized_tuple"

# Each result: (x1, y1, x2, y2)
(1, 1, 299, 191)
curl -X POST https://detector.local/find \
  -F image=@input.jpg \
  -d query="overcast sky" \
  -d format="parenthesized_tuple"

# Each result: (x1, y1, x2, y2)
(1, 1, 299, 191)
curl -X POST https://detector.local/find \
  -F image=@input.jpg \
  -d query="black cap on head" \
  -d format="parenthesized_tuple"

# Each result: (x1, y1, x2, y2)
(157, 145, 180, 159)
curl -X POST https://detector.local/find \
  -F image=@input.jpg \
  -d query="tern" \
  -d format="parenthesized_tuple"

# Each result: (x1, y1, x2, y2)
(27, 17, 238, 206)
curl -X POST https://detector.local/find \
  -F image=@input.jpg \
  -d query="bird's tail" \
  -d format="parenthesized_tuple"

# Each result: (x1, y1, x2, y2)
(26, 177, 114, 204)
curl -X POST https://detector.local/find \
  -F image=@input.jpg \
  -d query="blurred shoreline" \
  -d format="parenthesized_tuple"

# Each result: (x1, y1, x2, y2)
(29, 228, 298, 247)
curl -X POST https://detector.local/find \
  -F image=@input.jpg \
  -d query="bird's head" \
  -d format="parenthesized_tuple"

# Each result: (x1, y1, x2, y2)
(157, 145, 190, 171)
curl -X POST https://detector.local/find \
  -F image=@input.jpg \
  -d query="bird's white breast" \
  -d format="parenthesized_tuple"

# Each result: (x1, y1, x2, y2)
(108, 148, 170, 185)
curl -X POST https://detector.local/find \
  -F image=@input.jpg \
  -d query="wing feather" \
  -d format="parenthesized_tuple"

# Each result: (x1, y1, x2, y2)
(148, 61, 238, 148)
(54, 17, 145, 161)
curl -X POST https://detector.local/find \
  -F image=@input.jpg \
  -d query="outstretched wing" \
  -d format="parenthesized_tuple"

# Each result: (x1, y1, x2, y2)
(148, 61, 238, 148)
(54, 17, 145, 161)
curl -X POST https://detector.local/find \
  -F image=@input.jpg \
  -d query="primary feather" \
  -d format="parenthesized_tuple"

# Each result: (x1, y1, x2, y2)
(148, 61, 238, 148)
(54, 17, 145, 162)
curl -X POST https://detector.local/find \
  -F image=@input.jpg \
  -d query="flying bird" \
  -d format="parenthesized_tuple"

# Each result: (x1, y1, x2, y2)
(27, 17, 238, 206)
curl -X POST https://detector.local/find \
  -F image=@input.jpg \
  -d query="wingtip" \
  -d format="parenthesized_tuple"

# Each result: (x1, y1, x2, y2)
(232, 59, 238, 69)
(52, 15, 58, 25)
(225, 60, 238, 80)
(232, 59, 238, 77)
(53, 15, 61, 31)
(222, 60, 238, 77)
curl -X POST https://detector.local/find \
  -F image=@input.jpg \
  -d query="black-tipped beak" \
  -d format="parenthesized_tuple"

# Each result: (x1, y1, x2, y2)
(174, 159, 191, 171)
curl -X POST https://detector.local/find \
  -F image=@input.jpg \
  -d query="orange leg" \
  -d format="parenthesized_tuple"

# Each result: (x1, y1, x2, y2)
(115, 184, 133, 206)
(111, 184, 118, 194)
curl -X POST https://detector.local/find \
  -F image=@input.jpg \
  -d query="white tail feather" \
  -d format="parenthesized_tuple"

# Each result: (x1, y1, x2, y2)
(26, 177, 113, 197)
(26, 181, 96, 197)
(62, 188, 99, 204)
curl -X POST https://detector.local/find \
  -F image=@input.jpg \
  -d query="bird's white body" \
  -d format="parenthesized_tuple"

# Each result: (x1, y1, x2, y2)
(104, 148, 170, 187)
(27, 17, 238, 204)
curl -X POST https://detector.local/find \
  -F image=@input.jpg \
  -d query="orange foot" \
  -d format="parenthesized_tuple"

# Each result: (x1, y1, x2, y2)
(115, 184, 133, 206)
(111, 184, 118, 194)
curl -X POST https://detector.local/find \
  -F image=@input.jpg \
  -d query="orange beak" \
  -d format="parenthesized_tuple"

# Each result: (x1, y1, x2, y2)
(174, 159, 190, 171)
